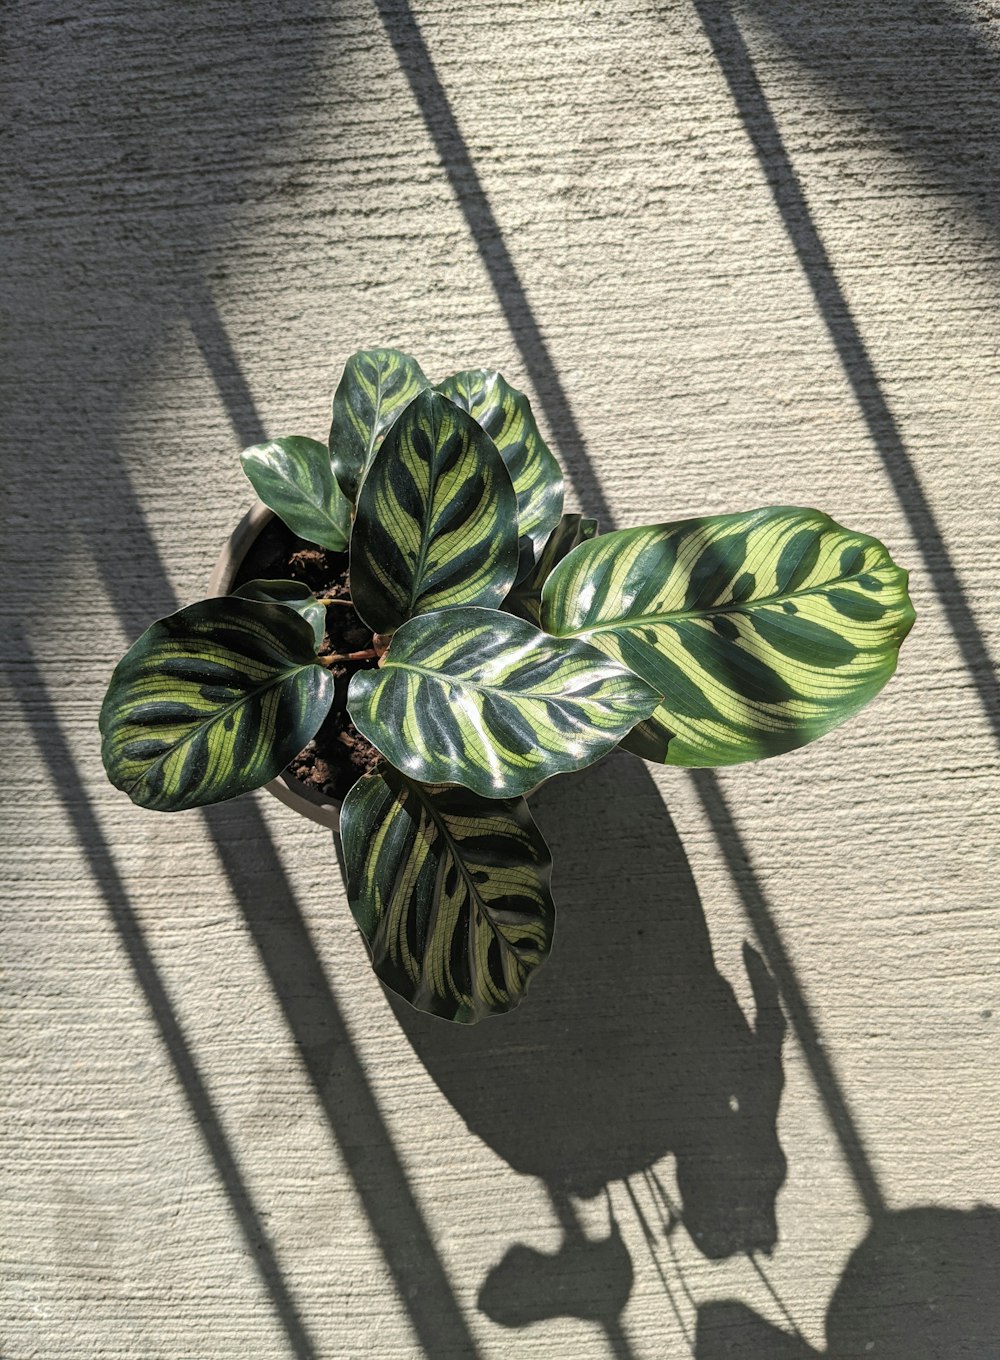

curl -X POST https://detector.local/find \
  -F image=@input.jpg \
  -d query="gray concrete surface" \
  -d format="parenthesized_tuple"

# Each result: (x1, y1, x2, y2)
(3, 1, 1000, 1355)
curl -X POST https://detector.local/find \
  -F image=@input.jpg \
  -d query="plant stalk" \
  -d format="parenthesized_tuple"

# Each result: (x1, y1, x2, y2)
(318, 648, 379, 666)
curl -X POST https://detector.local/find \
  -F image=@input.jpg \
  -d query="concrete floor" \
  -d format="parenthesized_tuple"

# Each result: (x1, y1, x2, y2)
(3, 1, 1000, 1355)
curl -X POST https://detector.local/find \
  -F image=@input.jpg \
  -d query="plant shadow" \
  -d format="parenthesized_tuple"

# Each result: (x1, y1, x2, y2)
(389, 750, 788, 1335)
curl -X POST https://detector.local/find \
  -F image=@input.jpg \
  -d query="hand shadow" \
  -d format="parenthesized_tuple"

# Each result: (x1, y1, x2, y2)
(387, 751, 788, 1330)
(697, 1204, 1000, 1358)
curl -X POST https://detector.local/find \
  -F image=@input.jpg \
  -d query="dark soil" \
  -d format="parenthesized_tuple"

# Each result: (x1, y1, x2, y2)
(231, 515, 380, 802)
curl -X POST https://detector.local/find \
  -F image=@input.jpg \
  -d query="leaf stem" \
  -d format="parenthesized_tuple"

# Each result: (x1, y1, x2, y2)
(315, 596, 354, 607)
(318, 648, 379, 667)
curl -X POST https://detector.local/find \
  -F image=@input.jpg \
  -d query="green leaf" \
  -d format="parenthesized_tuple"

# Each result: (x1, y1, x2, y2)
(349, 389, 520, 635)
(347, 605, 661, 797)
(541, 506, 915, 767)
(240, 437, 350, 551)
(340, 765, 554, 1023)
(100, 597, 333, 811)
(437, 369, 564, 577)
(231, 578, 327, 651)
(504, 513, 599, 625)
(329, 347, 428, 502)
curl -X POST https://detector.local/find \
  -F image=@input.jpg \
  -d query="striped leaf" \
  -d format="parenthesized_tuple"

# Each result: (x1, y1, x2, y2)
(347, 606, 661, 797)
(240, 437, 350, 550)
(541, 507, 915, 767)
(504, 513, 599, 625)
(340, 765, 554, 1023)
(100, 597, 333, 811)
(438, 369, 564, 578)
(349, 389, 519, 635)
(232, 578, 326, 650)
(329, 347, 428, 502)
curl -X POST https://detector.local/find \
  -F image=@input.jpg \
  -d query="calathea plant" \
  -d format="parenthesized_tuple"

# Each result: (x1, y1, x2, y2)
(100, 348, 915, 1023)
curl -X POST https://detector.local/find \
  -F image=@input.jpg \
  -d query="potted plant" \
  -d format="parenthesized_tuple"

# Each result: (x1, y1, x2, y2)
(100, 348, 915, 1023)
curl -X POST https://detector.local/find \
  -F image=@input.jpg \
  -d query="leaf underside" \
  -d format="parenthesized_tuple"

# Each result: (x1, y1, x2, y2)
(349, 389, 520, 635)
(232, 578, 327, 650)
(347, 605, 661, 798)
(240, 437, 350, 550)
(340, 765, 554, 1023)
(99, 597, 333, 811)
(437, 368, 564, 578)
(541, 506, 915, 767)
(329, 347, 428, 503)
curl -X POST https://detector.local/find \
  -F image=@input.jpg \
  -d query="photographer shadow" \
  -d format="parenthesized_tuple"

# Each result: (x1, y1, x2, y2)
(388, 751, 788, 1337)
(697, 1203, 1000, 1357)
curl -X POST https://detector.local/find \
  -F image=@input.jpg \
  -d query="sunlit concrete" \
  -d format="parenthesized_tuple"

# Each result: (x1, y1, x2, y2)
(4, 1, 999, 1355)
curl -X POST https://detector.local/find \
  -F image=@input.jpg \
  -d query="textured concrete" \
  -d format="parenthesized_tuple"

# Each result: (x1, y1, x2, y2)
(3, 1, 1000, 1356)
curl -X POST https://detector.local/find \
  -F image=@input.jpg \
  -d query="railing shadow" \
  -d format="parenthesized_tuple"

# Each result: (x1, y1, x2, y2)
(5, 640, 321, 1360)
(3, 2, 482, 1353)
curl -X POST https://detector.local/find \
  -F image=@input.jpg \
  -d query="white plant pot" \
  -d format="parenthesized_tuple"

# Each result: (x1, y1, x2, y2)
(209, 501, 343, 831)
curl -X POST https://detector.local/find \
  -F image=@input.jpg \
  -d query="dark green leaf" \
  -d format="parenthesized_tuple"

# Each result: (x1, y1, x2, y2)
(347, 605, 661, 797)
(240, 437, 350, 550)
(504, 513, 598, 625)
(100, 597, 333, 811)
(329, 347, 428, 502)
(437, 369, 564, 577)
(541, 507, 915, 766)
(340, 765, 554, 1023)
(231, 578, 327, 651)
(349, 390, 519, 635)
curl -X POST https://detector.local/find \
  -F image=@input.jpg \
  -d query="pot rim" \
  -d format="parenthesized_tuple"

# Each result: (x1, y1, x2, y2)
(209, 500, 343, 831)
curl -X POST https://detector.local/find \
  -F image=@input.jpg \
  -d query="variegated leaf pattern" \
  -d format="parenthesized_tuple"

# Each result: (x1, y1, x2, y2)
(349, 390, 519, 635)
(504, 513, 599, 625)
(329, 347, 428, 502)
(347, 606, 661, 797)
(340, 765, 554, 1023)
(541, 507, 915, 767)
(437, 369, 564, 578)
(99, 598, 333, 811)
(232, 578, 327, 650)
(240, 437, 350, 550)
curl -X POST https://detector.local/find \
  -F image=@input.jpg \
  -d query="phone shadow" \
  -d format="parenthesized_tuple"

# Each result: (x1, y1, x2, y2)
(697, 1203, 1000, 1358)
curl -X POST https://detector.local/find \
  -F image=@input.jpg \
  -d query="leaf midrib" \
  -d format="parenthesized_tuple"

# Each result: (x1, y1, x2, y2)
(558, 576, 875, 637)
(386, 657, 574, 703)
(405, 415, 441, 618)
(124, 660, 319, 797)
(406, 779, 520, 1006)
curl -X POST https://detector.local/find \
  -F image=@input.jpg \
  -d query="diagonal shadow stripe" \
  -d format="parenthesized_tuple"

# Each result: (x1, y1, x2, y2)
(203, 798, 484, 1359)
(6, 641, 321, 1360)
(378, 0, 888, 1227)
(371, 0, 612, 527)
(691, 0, 1000, 750)
(74, 277, 483, 1357)
(183, 286, 483, 1352)
(689, 770, 886, 1221)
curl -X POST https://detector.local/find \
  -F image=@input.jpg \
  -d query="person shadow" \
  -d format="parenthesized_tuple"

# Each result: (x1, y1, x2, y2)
(696, 1203, 1000, 1358)
(387, 750, 789, 1339)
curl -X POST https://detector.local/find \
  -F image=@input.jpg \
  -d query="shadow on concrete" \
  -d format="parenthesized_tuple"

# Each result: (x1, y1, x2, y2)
(697, 1205, 1000, 1358)
(389, 753, 788, 1351)
(689, 0, 1000, 751)
(5, 639, 321, 1360)
(3, 3, 481, 1353)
